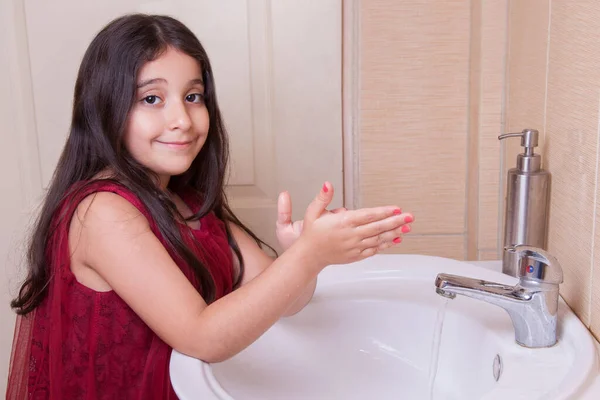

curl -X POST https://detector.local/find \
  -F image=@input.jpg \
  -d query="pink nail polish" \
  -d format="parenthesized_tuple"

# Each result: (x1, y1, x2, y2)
(402, 225, 411, 233)
(393, 209, 402, 215)
(405, 215, 413, 223)
(322, 184, 329, 193)
(393, 237, 402, 244)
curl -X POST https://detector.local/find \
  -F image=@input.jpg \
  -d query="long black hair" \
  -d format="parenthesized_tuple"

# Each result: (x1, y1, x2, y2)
(11, 13, 272, 315)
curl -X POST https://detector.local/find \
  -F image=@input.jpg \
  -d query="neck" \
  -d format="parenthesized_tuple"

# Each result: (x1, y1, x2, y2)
(158, 174, 170, 190)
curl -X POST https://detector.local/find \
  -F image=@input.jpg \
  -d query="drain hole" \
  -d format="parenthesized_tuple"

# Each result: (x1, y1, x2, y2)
(493, 354, 503, 382)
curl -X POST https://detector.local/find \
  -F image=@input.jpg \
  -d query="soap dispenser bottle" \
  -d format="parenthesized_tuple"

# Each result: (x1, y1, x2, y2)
(498, 129, 551, 277)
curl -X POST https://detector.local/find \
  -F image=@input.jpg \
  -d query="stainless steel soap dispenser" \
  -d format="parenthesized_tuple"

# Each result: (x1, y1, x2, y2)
(498, 129, 551, 277)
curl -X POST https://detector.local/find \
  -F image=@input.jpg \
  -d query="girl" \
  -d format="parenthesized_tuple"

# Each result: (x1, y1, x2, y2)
(7, 14, 413, 399)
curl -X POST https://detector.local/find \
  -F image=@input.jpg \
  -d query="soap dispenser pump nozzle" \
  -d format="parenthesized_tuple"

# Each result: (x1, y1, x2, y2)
(498, 128, 539, 156)
(498, 129, 541, 172)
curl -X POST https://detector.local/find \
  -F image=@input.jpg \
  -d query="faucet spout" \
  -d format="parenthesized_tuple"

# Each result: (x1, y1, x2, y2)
(435, 273, 559, 348)
(434, 246, 563, 348)
(435, 274, 533, 304)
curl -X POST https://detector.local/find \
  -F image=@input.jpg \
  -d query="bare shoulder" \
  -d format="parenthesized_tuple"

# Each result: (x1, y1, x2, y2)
(68, 191, 154, 290)
(74, 190, 150, 235)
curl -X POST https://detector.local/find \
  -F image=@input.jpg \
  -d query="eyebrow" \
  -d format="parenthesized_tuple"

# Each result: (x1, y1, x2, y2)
(137, 78, 166, 88)
(188, 78, 205, 87)
(136, 77, 205, 89)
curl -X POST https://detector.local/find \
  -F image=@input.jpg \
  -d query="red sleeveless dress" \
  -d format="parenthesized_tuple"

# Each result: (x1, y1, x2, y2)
(6, 180, 235, 399)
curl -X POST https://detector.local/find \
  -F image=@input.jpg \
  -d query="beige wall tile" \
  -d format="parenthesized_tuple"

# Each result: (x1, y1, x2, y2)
(543, 1, 600, 326)
(478, 250, 501, 261)
(505, 0, 550, 131)
(359, 0, 470, 237)
(383, 235, 465, 261)
(477, 0, 508, 252)
(465, 0, 481, 260)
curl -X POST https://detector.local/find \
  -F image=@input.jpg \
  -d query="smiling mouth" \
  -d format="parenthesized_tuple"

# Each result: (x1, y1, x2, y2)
(156, 140, 194, 149)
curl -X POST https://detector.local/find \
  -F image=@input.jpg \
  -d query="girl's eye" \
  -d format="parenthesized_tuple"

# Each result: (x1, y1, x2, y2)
(143, 95, 162, 105)
(186, 93, 204, 103)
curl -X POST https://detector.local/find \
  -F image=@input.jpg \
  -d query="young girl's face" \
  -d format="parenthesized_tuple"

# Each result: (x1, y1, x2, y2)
(125, 46, 209, 187)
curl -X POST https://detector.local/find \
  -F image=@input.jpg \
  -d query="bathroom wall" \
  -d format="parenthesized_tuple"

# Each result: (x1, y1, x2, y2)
(504, 0, 600, 341)
(356, 0, 600, 341)
(357, 0, 508, 260)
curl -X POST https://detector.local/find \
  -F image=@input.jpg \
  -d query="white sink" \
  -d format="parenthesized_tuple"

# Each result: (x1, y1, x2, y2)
(170, 254, 600, 399)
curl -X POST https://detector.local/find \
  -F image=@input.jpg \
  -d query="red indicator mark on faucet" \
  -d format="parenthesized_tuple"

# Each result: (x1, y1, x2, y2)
(528, 265, 534, 273)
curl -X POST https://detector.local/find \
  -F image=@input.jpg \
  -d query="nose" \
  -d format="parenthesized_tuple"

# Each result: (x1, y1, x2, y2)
(166, 99, 192, 131)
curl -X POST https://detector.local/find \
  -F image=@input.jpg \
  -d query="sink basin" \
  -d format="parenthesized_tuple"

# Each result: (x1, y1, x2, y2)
(170, 254, 600, 399)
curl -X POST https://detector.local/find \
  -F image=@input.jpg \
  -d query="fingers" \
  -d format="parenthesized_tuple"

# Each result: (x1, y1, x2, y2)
(356, 235, 401, 260)
(357, 239, 397, 260)
(277, 191, 292, 225)
(344, 206, 404, 227)
(355, 212, 413, 238)
(359, 225, 407, 249)
(304, 182, 334, 223)
(356, 215, 413, 258)
(359, 247, 378, 258)
(376, 240, 397, 252)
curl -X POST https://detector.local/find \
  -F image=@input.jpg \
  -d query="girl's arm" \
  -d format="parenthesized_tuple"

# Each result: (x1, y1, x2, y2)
(228, 223, 318, 317)
(77, 187, 407, 363)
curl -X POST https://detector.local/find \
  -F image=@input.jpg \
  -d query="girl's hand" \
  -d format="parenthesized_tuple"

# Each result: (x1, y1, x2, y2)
(275, 189, 346, 251)
(294, 182, 413, 270)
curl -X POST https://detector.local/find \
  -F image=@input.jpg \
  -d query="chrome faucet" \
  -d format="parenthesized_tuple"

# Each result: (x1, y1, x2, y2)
(434, 245, 564, 348)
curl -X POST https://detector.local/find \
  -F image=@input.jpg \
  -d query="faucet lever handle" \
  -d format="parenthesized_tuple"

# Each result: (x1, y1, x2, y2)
(505, 245, 564, 285)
